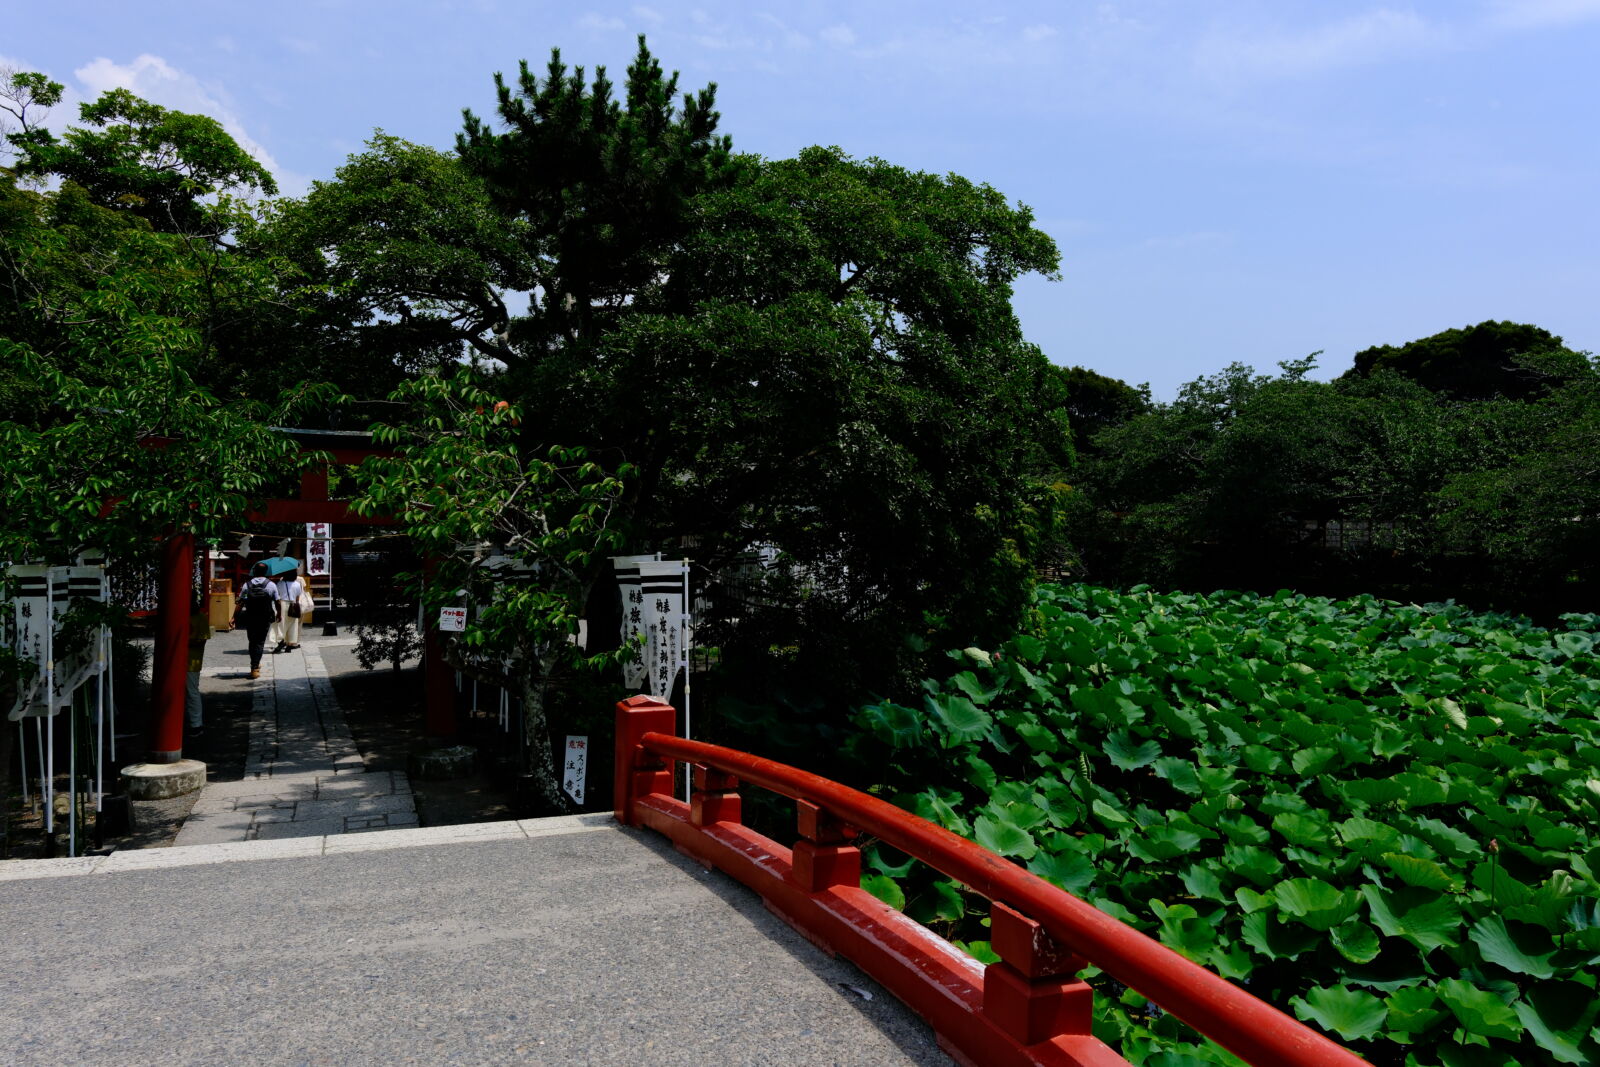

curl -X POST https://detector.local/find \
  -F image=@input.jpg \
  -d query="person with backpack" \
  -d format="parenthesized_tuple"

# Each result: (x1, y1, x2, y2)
(234, 562, 277, 679)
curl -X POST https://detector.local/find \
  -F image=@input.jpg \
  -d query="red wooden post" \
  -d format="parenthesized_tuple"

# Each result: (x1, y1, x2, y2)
(791, 798, 862, 892)
(150, 531, 193, 763)
(690, 764, 741, 827)
(612, 696, 675, 825)
(984, 900, 1094, 1046)
(298, 465, 330, 501)
(421, 555, 457, 740)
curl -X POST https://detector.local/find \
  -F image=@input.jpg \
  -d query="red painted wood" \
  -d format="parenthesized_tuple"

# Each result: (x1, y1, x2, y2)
(613, 697, 675, 824)
(150, 531, 193, 761)
(616, 717, 1365, 1067)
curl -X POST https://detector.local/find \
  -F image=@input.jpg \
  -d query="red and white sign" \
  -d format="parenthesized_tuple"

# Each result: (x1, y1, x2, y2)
(305, 523, 332, 576)
(437, 606, 467, 632)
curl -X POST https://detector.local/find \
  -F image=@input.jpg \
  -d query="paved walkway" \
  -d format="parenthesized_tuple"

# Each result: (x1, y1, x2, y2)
(0, 816, 950, 1066)
(175, 632, 418, 845)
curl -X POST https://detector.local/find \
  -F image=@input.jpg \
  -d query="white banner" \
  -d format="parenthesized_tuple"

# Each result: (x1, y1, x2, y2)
(612, 554, 661, 690)
(305, 522, 332, 576)
(637, 559, 688, 700)
(561, 735, 588, 805)
(7, 566, 49, 720)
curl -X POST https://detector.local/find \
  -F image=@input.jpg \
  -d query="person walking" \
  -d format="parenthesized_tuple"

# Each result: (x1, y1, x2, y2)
(234, 563, 277, 679)
(186, 590, 212, 737)
(274, 568, 306, 652)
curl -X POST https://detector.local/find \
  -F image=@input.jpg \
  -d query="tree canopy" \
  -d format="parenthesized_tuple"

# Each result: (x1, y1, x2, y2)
(1343, 319, 1587, 401)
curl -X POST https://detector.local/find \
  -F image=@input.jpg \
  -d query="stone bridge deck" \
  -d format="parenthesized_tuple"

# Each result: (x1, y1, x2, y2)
(0, 815, 950, 1066)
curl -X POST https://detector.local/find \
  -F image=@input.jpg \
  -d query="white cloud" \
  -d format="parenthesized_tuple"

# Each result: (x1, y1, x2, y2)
(755, 12, 810, 49)
(1023, 24, 1059, 43)
(73, 54, 297, 193)
(632, 5, 664, 23)
(1195, 9, 1442, 83)
(820, 24, 857, 48)
(1483, 0, 1600, 28)
(577, 13, 626, 32)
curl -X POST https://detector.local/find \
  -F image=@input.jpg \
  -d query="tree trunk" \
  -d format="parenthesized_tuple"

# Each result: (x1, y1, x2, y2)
(518, 657, 571, 816)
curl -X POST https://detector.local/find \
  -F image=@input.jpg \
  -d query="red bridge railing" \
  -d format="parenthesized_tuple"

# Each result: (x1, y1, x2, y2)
(614, 696, 1363, 1067)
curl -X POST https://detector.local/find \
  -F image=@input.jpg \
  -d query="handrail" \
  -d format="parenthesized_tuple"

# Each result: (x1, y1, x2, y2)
(614, 697, 1363, 1067)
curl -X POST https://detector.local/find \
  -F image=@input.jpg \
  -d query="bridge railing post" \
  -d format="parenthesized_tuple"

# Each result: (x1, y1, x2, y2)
(982, 900, 1094, 1046)
(790, 798, 862, 892)
(690, 765, 742, 827)
(613, 695, 676, 825)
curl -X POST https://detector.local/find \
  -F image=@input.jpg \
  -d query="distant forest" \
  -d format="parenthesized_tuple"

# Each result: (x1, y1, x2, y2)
(1056, 318, 1599, 622)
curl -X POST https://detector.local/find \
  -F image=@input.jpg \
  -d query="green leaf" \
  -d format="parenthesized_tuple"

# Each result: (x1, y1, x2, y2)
(1028, 850, 1096, 894)
(1180, 863, 1225, 901)
(1330, 918, 1381, 964)
(1290, 985, 1387, 1042)
(1272, 811, 1330, 849)
(1273, 877, 1359, 931)
(1291, 746, 1339, 776)
(1470, 915, 1557, 978)
(1239, 911, 1321, 960)
(1360, 885, 1461, 952)
(1384, 986, 1446, 1035)
(925, 879, 967, 923)
(1105, 731, 1161, 771)
(924, 692, 992, 744)
(973, 815, 1037, 859)
(954, 939, 1000, 964)
(860, 873, 905, 910)
(1152, 757, 1203, 795)
(1381, 852, 1463, 893)
(1434, 978, 1524, 1041)
(1127, 825, 1203, 862)
(1513, 981, 1600, 1064)
(1092, 799, 1132, 828)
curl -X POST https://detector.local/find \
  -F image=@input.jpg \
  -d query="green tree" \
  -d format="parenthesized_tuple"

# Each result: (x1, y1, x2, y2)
(456, 36, 742, 359)
(252, 132, 522, 386)
(1343, 319, 1586, 402)
(345, 42, 1071, 801)
(9, 85, 276, 238)
(0, 83, 319, 562)
(351, 371, 632, 812)
(1052, 365, 1151, 453)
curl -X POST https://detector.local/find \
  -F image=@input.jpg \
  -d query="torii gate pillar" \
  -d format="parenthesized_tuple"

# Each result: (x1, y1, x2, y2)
(150, 531, 193, 762)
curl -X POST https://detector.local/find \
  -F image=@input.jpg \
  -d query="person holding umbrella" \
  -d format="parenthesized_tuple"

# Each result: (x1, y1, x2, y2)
(265, 556, 305, 652)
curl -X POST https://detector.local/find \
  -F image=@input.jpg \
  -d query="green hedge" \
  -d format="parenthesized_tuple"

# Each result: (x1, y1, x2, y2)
(853, 585, 1600, 1066)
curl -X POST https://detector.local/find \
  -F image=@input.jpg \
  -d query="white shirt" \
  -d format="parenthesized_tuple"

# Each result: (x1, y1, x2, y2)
(274, 577, 304, 602)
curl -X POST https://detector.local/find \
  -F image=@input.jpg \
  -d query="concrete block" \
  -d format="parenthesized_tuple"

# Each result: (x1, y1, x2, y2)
(121, 759, 207, 800)
(0, 856, 105, 882)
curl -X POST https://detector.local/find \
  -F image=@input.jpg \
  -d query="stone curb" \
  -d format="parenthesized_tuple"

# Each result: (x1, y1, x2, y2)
(0, 814, 614, 881)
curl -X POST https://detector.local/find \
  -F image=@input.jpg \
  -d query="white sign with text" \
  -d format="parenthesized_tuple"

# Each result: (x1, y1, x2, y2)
(562, 735, 588, 805)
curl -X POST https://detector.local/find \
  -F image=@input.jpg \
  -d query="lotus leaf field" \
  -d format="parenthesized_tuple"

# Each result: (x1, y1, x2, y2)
(853, 585, 1600, 1066)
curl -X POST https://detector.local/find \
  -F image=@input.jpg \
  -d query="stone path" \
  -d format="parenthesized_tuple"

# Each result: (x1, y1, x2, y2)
(174, 634, 418, 845)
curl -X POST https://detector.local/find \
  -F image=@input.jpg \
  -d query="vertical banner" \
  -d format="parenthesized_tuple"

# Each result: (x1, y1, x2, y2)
(305, 522, 332, 576)
(611, 554, 661, 690)
(636, 560, 689, 702)
(561, 735, 588, 805)
(7, 566, 49, 720)
(61, 565, 107, 693)
(47, 566, 72, 712)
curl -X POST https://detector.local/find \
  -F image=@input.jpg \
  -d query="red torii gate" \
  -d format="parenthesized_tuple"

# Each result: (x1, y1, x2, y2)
(147, 429, 455, 764)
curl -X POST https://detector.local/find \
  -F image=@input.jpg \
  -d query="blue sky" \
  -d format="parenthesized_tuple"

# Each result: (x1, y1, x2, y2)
(7, 1, 1597, 398)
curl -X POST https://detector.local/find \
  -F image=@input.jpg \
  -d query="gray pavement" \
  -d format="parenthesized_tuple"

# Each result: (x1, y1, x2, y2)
(177, 632, 418, 845)
(0, 815, 951, 1066)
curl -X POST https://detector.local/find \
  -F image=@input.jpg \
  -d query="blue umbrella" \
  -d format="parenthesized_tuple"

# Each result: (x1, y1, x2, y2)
(264, 556, 301, 576)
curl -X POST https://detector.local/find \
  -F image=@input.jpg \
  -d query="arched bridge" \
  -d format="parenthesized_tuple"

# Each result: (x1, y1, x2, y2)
(0, 697, 1359, 1066)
